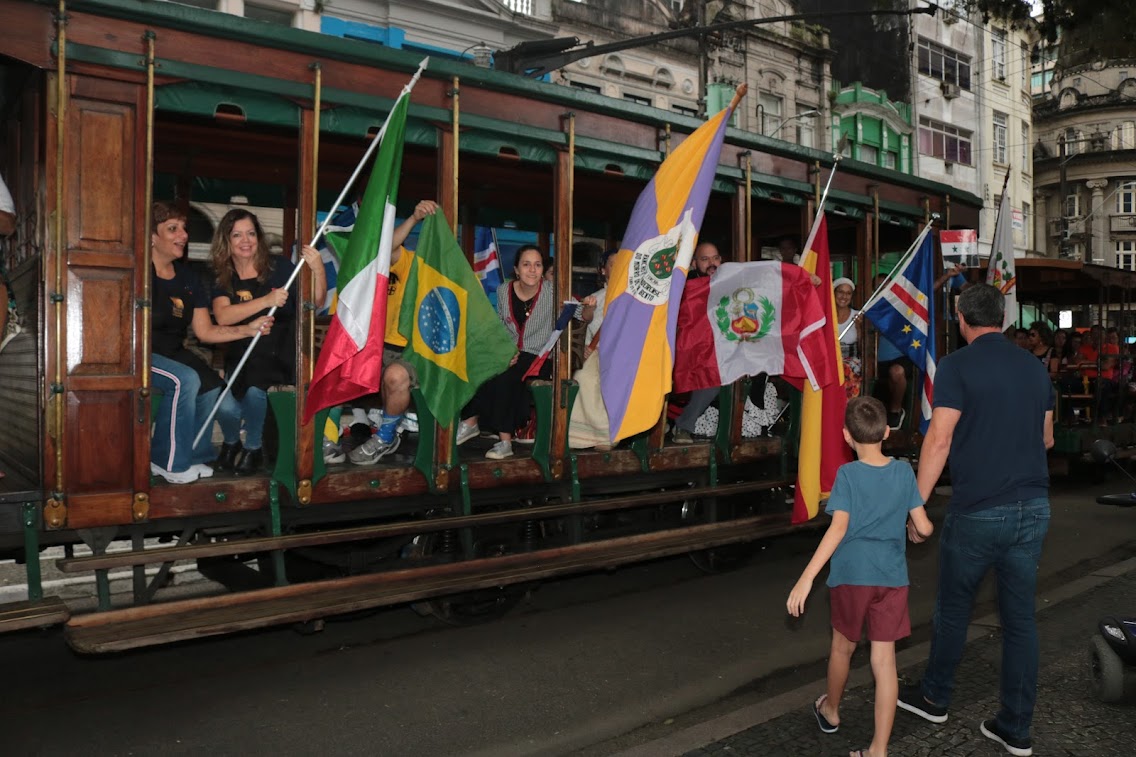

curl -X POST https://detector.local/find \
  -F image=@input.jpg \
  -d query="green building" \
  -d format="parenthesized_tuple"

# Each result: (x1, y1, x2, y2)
(831, 81, 913, 174)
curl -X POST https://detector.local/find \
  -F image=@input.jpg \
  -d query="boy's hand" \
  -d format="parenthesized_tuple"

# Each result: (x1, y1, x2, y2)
(907, 517, 930, 543)
(786, 577, 813, 617)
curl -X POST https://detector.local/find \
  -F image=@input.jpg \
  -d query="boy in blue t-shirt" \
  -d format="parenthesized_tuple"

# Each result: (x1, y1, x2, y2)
(787, 396, 934, 757)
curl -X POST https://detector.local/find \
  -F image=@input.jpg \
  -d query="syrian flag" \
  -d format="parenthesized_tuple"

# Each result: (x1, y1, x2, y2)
(521, 302, 579, 380)
(304, 92, 411, 422)
(472, 226, 503, 296)
(673, 262, 831, 392)
(940, 229, 978, 268)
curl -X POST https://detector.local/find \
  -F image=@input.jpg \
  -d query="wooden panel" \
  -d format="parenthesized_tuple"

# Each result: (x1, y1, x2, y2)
(148, 478, 270, 520)
(66, 267, 132, 375)
(65, 390, 132, 490)
(64, 491, 134, 529)
(65, 95, 135, 254)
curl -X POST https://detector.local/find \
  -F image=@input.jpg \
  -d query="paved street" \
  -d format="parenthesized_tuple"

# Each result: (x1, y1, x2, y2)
(682, 569, 1136, 757)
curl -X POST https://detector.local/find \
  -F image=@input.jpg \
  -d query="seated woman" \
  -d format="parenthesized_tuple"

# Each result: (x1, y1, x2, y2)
(456, 245, 554, 460)
(149, 202, 272, 484)
(210, 209, 326, 475)
(833, 277, 861, 400)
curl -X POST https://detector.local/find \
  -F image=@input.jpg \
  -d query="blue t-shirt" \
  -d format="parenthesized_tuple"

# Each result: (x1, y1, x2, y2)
(825, 459, 924, 588)
(933, 332, 1055, 514)
(877, 334, 904, 362)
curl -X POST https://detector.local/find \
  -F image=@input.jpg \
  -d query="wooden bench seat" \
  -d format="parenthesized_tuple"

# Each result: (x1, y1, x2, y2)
(0, 597, 70, 633)
(65, 511, 813, 653)
(56, 478, 792, 574)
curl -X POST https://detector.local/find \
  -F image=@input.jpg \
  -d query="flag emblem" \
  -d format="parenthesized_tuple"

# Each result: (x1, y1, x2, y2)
(418, 286, 461, 355)
(716, 289, 775, 342)
(627, 210, 695, 305)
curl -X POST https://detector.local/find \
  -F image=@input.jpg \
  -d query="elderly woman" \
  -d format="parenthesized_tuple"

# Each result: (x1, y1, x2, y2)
(210, 208, 325, 475)
(833, 277, 862, 399)
(456, 244, 554, 460)
(150, 201, 272, 484)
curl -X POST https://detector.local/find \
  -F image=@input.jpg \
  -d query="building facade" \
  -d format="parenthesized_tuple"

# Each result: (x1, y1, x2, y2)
(831, 81, 913, 174)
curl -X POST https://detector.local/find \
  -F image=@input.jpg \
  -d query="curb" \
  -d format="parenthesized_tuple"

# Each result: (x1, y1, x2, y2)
(612, 555, 1136, 757)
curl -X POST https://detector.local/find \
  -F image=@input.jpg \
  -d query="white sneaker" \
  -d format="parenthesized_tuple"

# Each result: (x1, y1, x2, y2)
(348, 435, 400, 465)
(322, 438, 346, 464)
(398, 412, 419, 434)
(191, 464, 215, 479)
(485, 440, 513, 460)
(150, 462, 200, 484)
(456, 421, 480, 446)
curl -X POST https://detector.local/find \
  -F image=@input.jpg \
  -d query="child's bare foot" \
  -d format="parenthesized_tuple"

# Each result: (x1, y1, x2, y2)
(813, 694, 840, 732)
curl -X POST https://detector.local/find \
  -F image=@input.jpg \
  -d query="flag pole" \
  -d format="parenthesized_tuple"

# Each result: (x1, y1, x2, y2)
(839, 215, 938, 341)
(193, 58, 430, 447)
(801, 152, 842, 259)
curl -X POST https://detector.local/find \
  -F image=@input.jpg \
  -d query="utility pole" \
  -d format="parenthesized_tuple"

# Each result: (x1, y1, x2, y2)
(697, 0, 708, 117)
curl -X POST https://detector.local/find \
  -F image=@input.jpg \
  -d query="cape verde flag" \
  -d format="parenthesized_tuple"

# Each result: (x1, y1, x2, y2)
(864, 233, 938, 433)
(472, 226, 502, 296)
(599, 87, 743, 442)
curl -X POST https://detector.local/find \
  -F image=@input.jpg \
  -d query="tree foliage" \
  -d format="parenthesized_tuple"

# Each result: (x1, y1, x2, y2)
(968, 0, 1136, 57)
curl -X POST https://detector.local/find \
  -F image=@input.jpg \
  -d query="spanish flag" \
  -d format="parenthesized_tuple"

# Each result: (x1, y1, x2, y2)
(600, 86, 745, 443)
(792, 215, 852, 522)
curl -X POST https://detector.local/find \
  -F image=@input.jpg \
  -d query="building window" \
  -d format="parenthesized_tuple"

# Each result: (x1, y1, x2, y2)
(884, 151, 898, 169)
(1062, 128, 1080, 156)
(796, 107, 815, 148)
(1117, 241, 1136, 271)
(671, 104, 698, 118)
(918, 117, 973, 164)
(917, 37, 971, 90)
(1020, 42, 1029, 84)
(505, 0, 534, 14)
(1021, 121, 1029, 168)
(1022, 201, 1031, 240)
(570, 81, 602, 95)
(1115, 122, 1136, 150)
(859, 145, 879, 164)
(758, 93, 783, 136)
(992, 28, 1006, 80)
(244, 2, 294, 26)
(993, 112, 1008, 164)
(623, 93, 652, 107)
(1117, 181, 1136, 215)
(1065, 191, 1080, 218)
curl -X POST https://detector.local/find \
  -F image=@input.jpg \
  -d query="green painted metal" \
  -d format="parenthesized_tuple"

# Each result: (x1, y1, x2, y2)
(458, 464, 474, 558)
(629, 432, 651, 472)
(95, 568, 111, 612)
(268, 483, 287, 587)
(21, 502, 42, 602)
(410, 388, 440, 493)
(529, 382, 557, 482)
(267, 390, 330, 499)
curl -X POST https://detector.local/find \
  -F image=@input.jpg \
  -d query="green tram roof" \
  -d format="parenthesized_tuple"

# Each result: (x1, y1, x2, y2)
(30, 0, 980, 220)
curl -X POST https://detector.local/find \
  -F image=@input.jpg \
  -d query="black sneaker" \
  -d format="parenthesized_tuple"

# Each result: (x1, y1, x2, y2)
(897, 682, 948, 723)
(887, 408, 905, 430)
(980, 719, 1033, 757)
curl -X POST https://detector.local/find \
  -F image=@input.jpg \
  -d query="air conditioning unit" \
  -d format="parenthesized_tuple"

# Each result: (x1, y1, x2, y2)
(941, 82, 961, 99)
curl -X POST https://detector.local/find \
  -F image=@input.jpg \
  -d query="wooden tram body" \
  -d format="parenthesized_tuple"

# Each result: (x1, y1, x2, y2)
(0, 0, 982, 651)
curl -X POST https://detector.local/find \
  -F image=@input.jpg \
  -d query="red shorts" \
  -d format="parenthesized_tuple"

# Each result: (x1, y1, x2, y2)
(830, 585, 911, 642)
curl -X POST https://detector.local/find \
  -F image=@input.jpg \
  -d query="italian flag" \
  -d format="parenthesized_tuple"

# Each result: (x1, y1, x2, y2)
(304, 92, 410, 422)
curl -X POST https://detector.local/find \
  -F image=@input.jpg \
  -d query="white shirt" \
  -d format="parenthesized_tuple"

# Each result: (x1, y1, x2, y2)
(0, 173, 14, 215)
(575, 287, 607, 345)
(838, 309, 859, 350)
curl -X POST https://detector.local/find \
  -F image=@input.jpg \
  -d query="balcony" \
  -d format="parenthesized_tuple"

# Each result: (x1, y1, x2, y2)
(1110, 214, 1136, 234)
(1048, 217, 1086, 237)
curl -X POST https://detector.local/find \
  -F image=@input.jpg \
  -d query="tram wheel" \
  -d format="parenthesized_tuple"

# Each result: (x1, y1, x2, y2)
(689, 542, 752, 574)
(411, 532, 532, 626)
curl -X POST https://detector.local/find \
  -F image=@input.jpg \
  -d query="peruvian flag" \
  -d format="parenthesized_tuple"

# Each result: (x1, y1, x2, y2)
(674, 262, 832, 393)
(304, 93, 410, 422)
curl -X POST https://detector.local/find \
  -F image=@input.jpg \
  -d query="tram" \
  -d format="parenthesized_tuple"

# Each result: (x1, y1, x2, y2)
(0, 0, 982, 651)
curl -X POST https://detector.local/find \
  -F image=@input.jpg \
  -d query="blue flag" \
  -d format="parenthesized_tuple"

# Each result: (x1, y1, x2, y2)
(864, 234, 937, 433)
(472, 226, 503, 297)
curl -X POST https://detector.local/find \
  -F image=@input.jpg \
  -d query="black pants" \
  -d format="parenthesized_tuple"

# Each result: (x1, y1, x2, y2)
(468, 352, 552, 434)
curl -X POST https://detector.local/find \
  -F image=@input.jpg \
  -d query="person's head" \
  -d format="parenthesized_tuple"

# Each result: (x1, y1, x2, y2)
(1014, 328, 1030, 349)
(599, 248, 618, 282)
(1107, 327, 1120, 346)
(833, 277, 855, 310)
(1053, 328, 1068, 351)
(694, 241, 722, 276)
(1090, 323, 1103, 346)
(513, 244, 545, 288)
(1027, 321, 1053, 349)
(150, 201, 189, 261)
(778, 237, 799, 264)
(843, 396, 889, 448)
(211, 208, 271, 288)
(956, 283, 1006, 339)
(1070, 331, 1083, 352)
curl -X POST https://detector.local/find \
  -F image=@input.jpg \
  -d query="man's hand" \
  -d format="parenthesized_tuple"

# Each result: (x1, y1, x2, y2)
(412, 200, 439, 222)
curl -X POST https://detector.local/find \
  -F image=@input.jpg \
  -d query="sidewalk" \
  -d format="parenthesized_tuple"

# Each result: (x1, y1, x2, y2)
(680, 566, 1136, 757)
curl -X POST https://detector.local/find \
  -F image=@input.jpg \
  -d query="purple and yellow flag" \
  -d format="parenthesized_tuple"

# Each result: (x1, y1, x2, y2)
(599, 87, 745, 443)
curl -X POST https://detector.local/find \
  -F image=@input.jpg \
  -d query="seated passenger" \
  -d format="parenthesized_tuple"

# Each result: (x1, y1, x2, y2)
(457, 245, 555, 460)
(833, 277, 862, 400)
(1026, 321, 1054, 366)
(672, 241, 724, 444)
(575, 245, 616, 361)
(346, 199, 440, 466)
(210, 209, 326, 475)
(149, 201, 272, 484)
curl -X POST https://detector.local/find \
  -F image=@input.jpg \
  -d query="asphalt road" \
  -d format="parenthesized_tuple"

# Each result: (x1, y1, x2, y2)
(2, 480, 1134, 757)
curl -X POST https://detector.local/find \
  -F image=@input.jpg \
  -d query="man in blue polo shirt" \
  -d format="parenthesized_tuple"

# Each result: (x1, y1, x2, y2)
(897, 283, 1054, 757)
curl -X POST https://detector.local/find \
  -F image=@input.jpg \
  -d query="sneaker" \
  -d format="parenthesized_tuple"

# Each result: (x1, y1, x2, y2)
(322, 438, 346, 464)
(897, 682, 948, 723)
(980, 719, 1032, 757)
(513, 418, 536, 445)
(887, 408, 906, 430)
(191, 464, 215, 479)
(150, 462, 199, 484)
(673, 428, 693, 444)
(348, 435, 401, 465)
(399, 412, 419, 434)
(485, 440, 513, 460)
(456, 421, 480, 446)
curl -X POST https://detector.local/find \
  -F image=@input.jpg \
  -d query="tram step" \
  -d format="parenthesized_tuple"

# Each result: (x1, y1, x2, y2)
(56, 478, 792, 574)
(0, 597, 70, 633)
(64, 512, 806, 653)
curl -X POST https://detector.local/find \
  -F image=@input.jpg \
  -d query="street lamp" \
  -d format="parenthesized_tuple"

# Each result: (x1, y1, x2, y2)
(766, 109, 819, 139)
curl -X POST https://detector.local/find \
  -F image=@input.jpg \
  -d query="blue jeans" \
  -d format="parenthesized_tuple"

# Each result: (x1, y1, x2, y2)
(151, 354, 240, 473)
(921, 497, 1051, 741)
(239, 386, 268, 451)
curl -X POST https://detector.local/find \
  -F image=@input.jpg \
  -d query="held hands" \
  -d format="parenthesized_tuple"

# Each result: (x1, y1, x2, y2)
(412, 200, 440, 222)
(786, 576, 813, 617)
(907, 516, 931, 543)
(247, 315, 274, 338)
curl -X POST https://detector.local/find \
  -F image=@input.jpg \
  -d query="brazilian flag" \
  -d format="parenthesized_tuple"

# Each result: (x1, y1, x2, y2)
(398, 214, 517, 426)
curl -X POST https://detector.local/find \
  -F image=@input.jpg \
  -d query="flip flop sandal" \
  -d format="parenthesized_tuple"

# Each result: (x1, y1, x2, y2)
(813, 694, 839, 734)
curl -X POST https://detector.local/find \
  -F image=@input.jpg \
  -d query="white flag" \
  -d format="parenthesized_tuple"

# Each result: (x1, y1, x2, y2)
(986, 192, 1018, 331)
